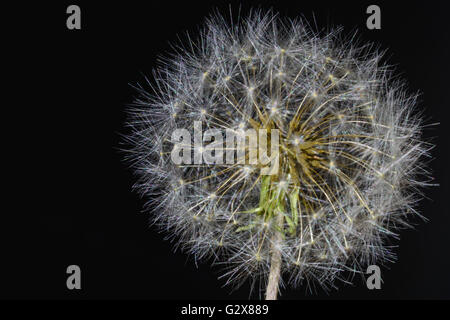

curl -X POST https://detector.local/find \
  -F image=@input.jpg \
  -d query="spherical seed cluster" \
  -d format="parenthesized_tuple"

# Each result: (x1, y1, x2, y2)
(124, 11, 432, 294)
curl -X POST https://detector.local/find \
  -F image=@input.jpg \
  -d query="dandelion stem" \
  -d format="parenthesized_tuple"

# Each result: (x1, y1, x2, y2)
(265, 213, 283, 300)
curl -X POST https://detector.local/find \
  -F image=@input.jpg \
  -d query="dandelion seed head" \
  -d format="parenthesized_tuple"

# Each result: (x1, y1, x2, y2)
(124, 9, 433, 295)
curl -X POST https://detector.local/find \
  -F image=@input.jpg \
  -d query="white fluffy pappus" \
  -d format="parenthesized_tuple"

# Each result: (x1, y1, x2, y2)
(123, 10, 434, 298)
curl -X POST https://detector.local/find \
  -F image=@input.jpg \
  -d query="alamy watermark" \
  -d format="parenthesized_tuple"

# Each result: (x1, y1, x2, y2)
(170, 121, 280, 175)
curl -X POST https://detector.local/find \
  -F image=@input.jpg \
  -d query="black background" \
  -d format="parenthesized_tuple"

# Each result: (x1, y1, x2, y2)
(6, 0, 449, 300)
